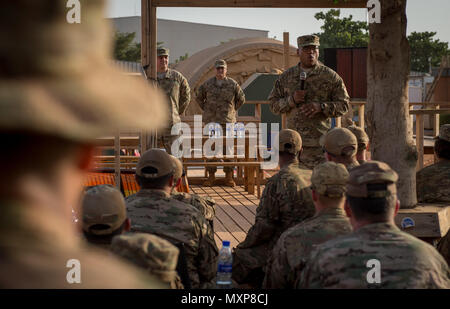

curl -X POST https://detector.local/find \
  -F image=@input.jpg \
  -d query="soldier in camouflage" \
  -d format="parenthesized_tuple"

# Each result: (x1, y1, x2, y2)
(111, 233, 184, 289)
(263, 162, 352, 288)
(347, 125, 370, 164)
(232, 129, 315, 288)
(155, 47, 191, 154)
(170, 155, 216, 233)
(0, 0, 169, 288)
(269, 35, 350, 170)
(416, 124, 450, 266)
(126, 149, 219, 289)
(320, 127, 359, 170)
(298, 161, 450, 288)
(82, 185, 131, 250)
(196, 59, 246, 187)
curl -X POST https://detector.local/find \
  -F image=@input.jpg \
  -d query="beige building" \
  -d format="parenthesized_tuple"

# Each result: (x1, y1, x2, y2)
(109, 17, 268, 63)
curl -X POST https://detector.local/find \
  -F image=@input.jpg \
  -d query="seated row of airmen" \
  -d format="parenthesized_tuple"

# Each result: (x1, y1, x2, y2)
(81, 124, 450, 289)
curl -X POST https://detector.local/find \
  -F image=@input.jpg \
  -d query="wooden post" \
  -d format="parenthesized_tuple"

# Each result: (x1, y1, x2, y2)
(282, 32, 290, 130)
(416, 113, 424, 170)
(114, 132, 121, 190)
(358, 105, 365, 129)
(433, 104, 440, 137)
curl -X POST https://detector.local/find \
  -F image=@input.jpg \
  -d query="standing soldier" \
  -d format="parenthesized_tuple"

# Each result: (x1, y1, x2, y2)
(232, 129, 315, 288)
(269, 35, 350, 170)
(0, 0, 168, 288)
(196, 59, 246, 187)
(155, 47, 191, 154)
(298, 161, 450, 289)
(264, 162, 352, 288)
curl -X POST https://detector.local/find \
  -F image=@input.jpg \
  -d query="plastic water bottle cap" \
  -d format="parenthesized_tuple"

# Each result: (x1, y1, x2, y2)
(222, 240, 230, 247)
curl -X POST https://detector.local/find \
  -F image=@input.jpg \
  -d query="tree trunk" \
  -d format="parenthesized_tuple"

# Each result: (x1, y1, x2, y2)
(367, 0, 417, 208)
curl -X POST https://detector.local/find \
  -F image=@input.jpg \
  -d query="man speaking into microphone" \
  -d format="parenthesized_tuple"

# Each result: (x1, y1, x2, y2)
(269, 35, 350, 170)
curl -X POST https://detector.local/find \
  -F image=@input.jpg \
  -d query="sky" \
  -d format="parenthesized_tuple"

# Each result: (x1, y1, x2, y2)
(106, 0, 450, 47)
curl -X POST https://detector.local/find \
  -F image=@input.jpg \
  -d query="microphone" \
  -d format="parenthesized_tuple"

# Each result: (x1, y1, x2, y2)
(300, 72, 307, 90)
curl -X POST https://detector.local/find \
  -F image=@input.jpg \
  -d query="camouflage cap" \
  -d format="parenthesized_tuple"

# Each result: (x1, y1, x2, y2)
(297, 35, 320, 48)
(320, 128, 357, 157)
(136, 149, 175, 178)
(438, 124, 450, 142)
(346, 161, 398, 198)
(215, 59, 227, 68)
(169, 154, 183, 181)
(82, 185, 127, 235)
(157, 47, 170, 57)
(0, 0, 167, 141)
(278, 129, 302, 155)
(311, 162, 349, 198)
(347, 125, 369, 150)
(111, 233, 179, 274)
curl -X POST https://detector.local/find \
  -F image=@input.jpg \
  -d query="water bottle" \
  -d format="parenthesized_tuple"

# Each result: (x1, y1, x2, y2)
(216, 240, 233, 289)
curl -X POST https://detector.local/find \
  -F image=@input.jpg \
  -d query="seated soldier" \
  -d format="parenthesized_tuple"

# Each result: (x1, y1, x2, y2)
(264, 162, 352, 288)
(82, 184, 181, 288)
(126, 149, 219, 289)
(232, 129, 315, 288)
(320, 127, 359, 170)
(416, 124, 450, 266)
(111, 233, 184, 289)
(169, 155, 216, 232)
(82, 185, 131, 250)
(347, 125, 370, 164)
(298, 161, 450, 288)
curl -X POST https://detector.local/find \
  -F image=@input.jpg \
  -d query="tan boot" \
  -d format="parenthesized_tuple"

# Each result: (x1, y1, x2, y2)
(224, 171, 236, 187)
(203, 172, 216, 187)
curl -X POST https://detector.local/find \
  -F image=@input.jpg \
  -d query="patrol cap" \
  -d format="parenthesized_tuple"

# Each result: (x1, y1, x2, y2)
(437, 124, 450, 142)
(278, 129, 302, 155)
(311, 162, 349, 198)
(136, 149, 175, 178)
(111, 233, 179, 274)
(320, 128, 357, 157)
(82, 185, 127, 235)
(170, 154, 183, 181)
(347, 125, 369, 150)
(346, 161, 398, 198)
(157, 47, 170, 57)
(297, 35, 320, 48)
(215, 59, 227, 68)
(0, 0, 167, 141)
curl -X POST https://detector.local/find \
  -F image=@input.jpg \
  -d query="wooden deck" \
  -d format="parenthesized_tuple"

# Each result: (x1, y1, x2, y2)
(190, 185, 262, 249)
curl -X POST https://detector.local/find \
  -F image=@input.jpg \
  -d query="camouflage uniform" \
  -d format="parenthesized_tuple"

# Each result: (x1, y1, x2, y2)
(298, 222, 450, 289)
(416, 125, 450, 266)
(263, 162, 352, 288)
(126, 189, 218, 289)
(156, 48, 191, 153)
(0, 0, 168, 288)
(232, 130, 315, 287)
(298, 161, 450, 289)
(111, 232, 184, 289)
(196, 59, 245, 174)
(269, 36, 349, 170)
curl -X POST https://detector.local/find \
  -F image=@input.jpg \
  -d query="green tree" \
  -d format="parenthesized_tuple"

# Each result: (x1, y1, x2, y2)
(314, 9, 369, 61)
(113, 32, 141, 62)
(175, 53, 189, 64)
(408, 31, 449, 73)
